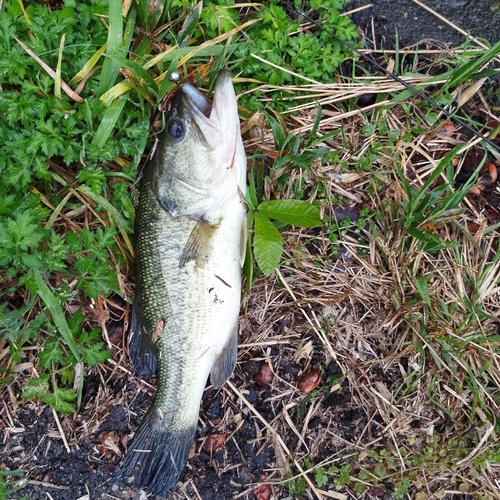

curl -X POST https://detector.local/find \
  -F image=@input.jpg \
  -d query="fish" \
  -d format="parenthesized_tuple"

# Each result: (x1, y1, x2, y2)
(113, 70, 247, 497)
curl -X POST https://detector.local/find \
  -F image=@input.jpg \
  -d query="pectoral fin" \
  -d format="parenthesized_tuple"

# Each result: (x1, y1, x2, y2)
(180, 218, 220, 268)
(210, 321, 238, 388)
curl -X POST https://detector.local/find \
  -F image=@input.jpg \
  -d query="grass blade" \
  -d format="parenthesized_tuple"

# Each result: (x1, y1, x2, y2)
(91, 96, 127, 148)
(68, 44, 107, 86)
(99, 0, 123, 96)
(33, 270, 82, 391)
(54, 33, 65, 100)
(447, 41, 500, 88)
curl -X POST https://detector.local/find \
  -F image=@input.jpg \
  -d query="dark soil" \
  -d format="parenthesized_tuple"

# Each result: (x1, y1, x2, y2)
(348, 0, 500, 48)
(2, 326, 379, 500)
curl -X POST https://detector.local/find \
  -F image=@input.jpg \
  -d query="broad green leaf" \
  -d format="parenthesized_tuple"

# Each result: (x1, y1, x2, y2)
(254, 212, 283, 276)
(258, 199, 322, 227)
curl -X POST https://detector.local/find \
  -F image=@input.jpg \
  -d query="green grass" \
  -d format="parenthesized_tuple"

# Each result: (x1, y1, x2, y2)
(0, 469, 28, 500)
(0, 0, 356, 412)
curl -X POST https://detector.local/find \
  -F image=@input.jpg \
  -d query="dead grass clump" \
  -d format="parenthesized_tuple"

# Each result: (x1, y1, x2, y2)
(239, 52, 500, 497)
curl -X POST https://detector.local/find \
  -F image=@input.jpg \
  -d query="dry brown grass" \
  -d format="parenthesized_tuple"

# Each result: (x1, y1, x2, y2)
(236, 55, 500, 498)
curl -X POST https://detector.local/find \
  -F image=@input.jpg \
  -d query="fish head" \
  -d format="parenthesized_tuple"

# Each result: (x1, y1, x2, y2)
(153, 70, 246, 218)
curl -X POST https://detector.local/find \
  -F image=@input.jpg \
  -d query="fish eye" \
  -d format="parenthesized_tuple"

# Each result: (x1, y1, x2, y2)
(167, 118, 185, 140)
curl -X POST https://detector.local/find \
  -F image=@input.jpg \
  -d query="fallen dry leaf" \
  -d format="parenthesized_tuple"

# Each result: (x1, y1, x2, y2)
(436, 120, 456, 138)
(253, 484, 272, 500)
(254, 364, 274, 387)
(488, 163, 498, 183)
(120, 433, 131, 448)
(107, 321, 124, 344)
(204, 433, 226, 452)
(297, 368, 321, 393)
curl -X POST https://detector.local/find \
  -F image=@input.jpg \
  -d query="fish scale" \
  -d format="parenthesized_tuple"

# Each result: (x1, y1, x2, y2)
(113, 70, 246, 496)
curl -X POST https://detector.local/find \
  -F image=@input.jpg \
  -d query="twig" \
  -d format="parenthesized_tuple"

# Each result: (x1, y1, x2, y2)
(250, 53, 322, 85)
(343, 3, 373, 17)
(28, 480, 69, 490)
(52, 408, 71, 453)
(457, 423, 495, 465)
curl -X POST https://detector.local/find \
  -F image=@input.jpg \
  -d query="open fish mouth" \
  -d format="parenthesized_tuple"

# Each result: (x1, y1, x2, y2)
(181, 82, 212, 117)
(174, 71, 236, 130)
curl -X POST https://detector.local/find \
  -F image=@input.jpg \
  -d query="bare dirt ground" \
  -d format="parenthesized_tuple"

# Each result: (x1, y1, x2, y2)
(2, 264, 433, 500)
(348, 0, 500, 48)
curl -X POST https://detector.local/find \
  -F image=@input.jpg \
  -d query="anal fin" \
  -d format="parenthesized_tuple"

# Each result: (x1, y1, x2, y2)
(210, 321, 238, 388)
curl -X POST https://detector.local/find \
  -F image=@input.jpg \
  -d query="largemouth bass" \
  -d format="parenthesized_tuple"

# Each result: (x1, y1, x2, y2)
(113, 70, 247, 496)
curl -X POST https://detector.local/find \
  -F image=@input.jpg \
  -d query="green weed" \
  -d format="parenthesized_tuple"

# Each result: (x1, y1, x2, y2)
(232, 0, 358, 107)
(246, 185, 322, 283)
(0, 0, 358, 414)
(0, 468, 28, 500)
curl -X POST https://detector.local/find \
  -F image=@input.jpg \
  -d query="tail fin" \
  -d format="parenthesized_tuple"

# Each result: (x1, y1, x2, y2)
(113, 409, 196, 496)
